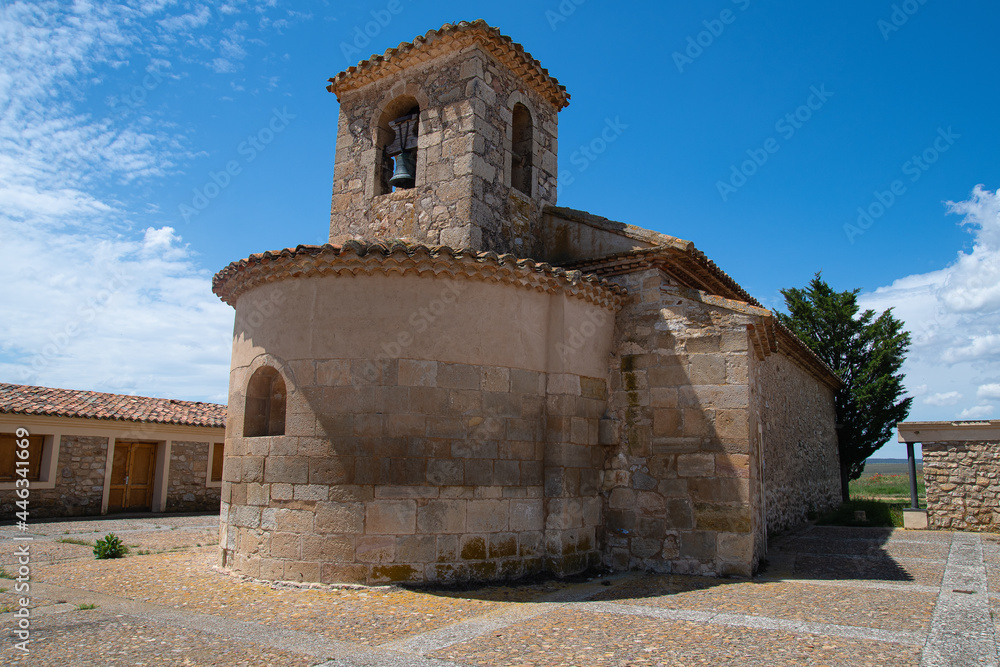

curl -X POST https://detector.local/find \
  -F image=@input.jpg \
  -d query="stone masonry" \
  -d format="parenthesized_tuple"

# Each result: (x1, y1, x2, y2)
(923, 441, 1000, 531)
(328, 21, 564, 257)
(215, 243, 619, 585)
(751, 349, 841, 537)
(167, 440, 222, 513)
(212, 21, 842, 585)
(600, 270, 760, 576)
(219, 358, 607, 585)
(0, 436, 108, 519)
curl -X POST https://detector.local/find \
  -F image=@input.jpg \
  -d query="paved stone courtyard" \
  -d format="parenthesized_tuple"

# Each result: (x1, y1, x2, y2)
(0, 514, 996, 666)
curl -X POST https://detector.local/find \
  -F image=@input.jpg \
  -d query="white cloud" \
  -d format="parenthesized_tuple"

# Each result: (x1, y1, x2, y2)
(861, 185, 1000, 426)
(0, 223, 233, 402)
(959, 405, 995, 420)
(211, 57, 238, 73)
(978, 384, 1000, 400)
(943, 334, 1000, 364)
(158, 5, 212, 34)
(0, 1, 248, 402)
(924, 391, 962, 406)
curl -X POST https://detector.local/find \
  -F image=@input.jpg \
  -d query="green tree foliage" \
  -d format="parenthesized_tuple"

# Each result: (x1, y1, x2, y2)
(777, 274, 912, 501)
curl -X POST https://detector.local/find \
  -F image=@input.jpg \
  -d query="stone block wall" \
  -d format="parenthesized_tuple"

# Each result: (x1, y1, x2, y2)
(166, 440, 221, 513)
(539, 207, 657, 266)
(220, 357, 608, 585)
(542, 372, 607, 576)
(749, 350, 840, 539)
(329, 45, 559, 257)
(923, 441, 1000, 531)
(0, 436, 108, 519)
(601, 269, 758, 577)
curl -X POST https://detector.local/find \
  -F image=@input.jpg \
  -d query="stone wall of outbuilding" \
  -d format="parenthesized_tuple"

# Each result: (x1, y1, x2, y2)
(0, 435, 109, 519)
(0, 430, 224, 519)
(166, 440, 221, 513)
(922, 441, 1000, 531)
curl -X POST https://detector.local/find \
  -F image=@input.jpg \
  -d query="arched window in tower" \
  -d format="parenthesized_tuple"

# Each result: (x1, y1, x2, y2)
(376, 97, 420, 195)
(243, 366, 286, 437)
(511, 103, 533, 196)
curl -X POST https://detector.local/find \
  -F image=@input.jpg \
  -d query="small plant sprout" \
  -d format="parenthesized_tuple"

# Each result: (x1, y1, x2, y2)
(93, 533, 128, 559)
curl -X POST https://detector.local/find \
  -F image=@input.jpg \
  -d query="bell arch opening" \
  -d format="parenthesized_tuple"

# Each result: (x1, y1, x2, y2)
(375, 96, 420, 195)
(243, 366, 286, 437)
(511, 103, 533, 196)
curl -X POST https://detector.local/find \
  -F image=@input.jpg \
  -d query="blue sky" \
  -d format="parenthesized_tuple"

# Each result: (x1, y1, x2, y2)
(1, 1, 998, 458)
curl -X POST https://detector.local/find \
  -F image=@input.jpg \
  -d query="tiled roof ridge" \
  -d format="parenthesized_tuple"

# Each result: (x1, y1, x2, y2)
(569, 245, 843, 389)
(0, 383, 226, 428)
(568, 244, 761, 309)
(327, 19, 570, 110)
(211, 240, 625, 310)
(543, 205, 689, 250)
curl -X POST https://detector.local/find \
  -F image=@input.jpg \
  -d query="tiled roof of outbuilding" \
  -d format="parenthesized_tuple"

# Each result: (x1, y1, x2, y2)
(327, 19, 570, 110)
(0, 383, 226, 428)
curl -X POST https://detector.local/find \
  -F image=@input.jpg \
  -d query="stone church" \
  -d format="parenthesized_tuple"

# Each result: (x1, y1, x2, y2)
(212, 20, 842, 585)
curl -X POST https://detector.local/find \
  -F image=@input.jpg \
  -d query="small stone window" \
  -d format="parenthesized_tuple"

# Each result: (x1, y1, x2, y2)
(375, 97, 420, 195)
(244, 367, 286, 437)
(511, 103, 533, 195)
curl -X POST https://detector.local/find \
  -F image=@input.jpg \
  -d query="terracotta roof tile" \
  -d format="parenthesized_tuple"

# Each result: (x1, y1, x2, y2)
(327, 19, 570, 110)
(0, 383, 226, 428)
(212, 240, 625, 310)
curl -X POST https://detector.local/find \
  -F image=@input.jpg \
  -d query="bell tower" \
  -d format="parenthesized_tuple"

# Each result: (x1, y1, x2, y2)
(326, 20, 570, 257)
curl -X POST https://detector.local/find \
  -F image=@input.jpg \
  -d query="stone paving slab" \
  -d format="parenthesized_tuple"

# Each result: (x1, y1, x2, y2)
(588, 575, 937, 631)
(986, 563, 1000, 594)
(0, 607, 318, 666)
(881, 541, 954, 561)
(0, 518, 996, 665)
(427, 608, 923, 666)
(776, 536, 952, 559)
(767, 552, 946, 586)
(921, 533, 996, 667)
(32, 548, 514, 646)
(982, 538, 1000, 567)
(0, 586, 61, 614)
(0, 513, 218, 565)
(0, 540, 93, 566)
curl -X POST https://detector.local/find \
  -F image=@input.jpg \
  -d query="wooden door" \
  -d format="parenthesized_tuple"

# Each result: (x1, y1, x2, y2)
(108, 442, 157, 512)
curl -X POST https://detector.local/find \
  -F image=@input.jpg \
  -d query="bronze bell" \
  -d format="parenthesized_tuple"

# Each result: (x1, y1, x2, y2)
(389, 149, 416, 189)
(386, 111, 419, 190)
